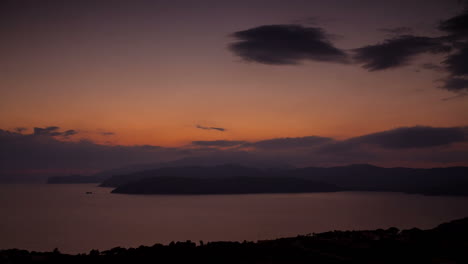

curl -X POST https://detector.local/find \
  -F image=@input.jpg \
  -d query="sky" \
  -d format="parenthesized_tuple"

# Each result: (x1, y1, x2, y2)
(1, 0, 468, 179)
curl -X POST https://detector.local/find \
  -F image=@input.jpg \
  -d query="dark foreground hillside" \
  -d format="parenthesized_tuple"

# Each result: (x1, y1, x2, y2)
(2, 217, 468, 264)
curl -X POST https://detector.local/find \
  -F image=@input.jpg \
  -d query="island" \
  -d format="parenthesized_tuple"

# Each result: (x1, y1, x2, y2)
(47, 164, 468, 196)
(103, 164, 468, 196)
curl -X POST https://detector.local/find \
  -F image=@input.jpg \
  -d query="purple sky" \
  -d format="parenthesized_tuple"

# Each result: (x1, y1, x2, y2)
(1, 0, 467, 179)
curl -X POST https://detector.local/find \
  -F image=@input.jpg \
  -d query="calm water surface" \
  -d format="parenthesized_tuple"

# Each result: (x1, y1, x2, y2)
(1, 184, 468, 253)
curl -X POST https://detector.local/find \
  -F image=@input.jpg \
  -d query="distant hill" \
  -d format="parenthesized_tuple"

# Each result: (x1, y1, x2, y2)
(81, 153, 292, 186)
(100, 164, 276, 187)
(104, 164, 468, 196)
(89, 162, 164, 182)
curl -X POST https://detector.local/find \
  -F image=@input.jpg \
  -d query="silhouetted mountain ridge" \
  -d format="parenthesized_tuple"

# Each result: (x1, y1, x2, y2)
(100, 164, 268, 187)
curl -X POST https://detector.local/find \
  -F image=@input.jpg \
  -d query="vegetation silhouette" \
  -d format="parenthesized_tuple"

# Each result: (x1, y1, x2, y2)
(2, 217, 468, 263)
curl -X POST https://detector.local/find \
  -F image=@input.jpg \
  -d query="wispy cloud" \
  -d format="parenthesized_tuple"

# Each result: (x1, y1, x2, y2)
(192, 140, 246, 147)
(33, 126, 78, 137)
(1, 125, 468, 181)
(196, 125, 226, 132)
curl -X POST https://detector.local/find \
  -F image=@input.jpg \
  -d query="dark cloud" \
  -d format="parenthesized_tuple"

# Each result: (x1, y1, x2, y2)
(240, 127, 468, 167)
(360, 126, 467, 148)
(14, 127, 27, 133)
(441, 77, 468, 91)
(190, 136, 333, 151)
(196, 125, 226, 132)
(435, 10, 468, 92)
(438, 9, 468, 38)
(225, 11, 468, 94)
(378, 27, 413, 35)
(192, 140, 246, 147)
(249, 136, 333, 150)
(33, 126, 61, 136)
(0, 129, 185, 179)
(2, 125, 468, 181)
(420, 63, 445, 72)
(101, 132, 116, 136)
(229, 24, 348, 65)
(443, 46, 468, 76)
(353, 36, 451, 71)
(353, 9, 468, 74)
(437, 40, 468, 92)
(358, 9, 467, 74)
(325, 126, 467, 151)
(62, 130, 78, 137)
(33, 126, 79, 137)
(441, 93, 468, 101)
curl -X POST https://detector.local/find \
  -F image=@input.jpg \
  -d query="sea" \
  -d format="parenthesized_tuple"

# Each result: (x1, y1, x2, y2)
(1, 184, 468, 253)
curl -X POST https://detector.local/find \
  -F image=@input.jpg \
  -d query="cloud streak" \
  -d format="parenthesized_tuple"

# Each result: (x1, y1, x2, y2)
(438, 8, 468, 38)
(191, 140, 246, 147)
(353, 36, 450, 71)
(1, 125, 467, 181)
(347, 126, 467, 149)
(247, 136, 332, 150)
(0, 128, 185, 179)
(320, 126, 466, 153)
(438, 9, 468, 92)
(33, 126, 78, 137)
(196, 125, 226, 132)
(378, 27, 413, 35)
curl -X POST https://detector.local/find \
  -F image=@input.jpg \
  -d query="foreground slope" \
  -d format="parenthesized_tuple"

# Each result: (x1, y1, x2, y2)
(2, 217, 468, 263)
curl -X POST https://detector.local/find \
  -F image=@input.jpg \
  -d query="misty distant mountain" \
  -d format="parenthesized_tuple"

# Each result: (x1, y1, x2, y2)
(88, 153, 292, 186)
(104, 164, 468, 196)
(100, 164, 278, 187)
(44, 151, 291, 185)
(90, 162, 163, 181)
(158, 154, 293, 170)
